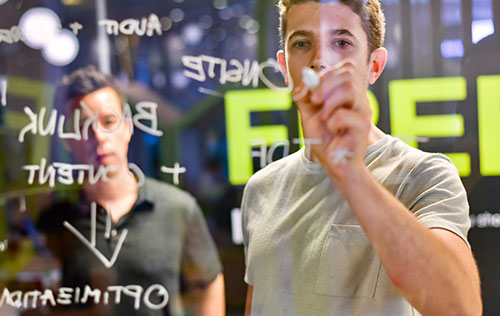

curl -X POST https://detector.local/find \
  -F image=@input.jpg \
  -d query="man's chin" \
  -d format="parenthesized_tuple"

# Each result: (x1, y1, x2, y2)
(82, 164, 124, 186)
(92, 161, 124, 177)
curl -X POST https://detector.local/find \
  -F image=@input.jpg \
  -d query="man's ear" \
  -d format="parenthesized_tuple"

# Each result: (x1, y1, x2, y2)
(368, 47, 388, 85)
(123, 118, 133, 144)
(277, 50, 289, 86)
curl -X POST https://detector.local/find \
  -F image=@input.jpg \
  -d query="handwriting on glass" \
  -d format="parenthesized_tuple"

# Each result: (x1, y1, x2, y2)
(330, 147, 354, 165)
(1, 79, 6, 106)
(160, 163, 186, 185)
(0, 239, 7, 252)
(69, 21, 83, 35)
(0, 26, 22, 44)
(19, 195, 26, 212)
(251, 138, 322, 168)
(23, 159, 145, 188)
(18, 102, 163, 143)
(63, 202, 127, 269)
(1, 14, 162, 47)
(182, 55, 291, 93)
(98, 14, 162, 37)
(0, 284, 169, 310)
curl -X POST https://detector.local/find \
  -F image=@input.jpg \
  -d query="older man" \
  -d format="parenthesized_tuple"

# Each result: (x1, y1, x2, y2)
(38, 66, 224, 316)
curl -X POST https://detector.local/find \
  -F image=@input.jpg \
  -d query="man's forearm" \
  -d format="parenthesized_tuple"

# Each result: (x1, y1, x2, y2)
(332, 166, 481, 316)
(194, 274, 225, 316)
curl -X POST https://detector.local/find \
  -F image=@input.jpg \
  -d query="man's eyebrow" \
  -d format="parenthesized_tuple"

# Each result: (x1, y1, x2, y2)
(287, 29, 356, 43)
(329, 29, 355, 38)
(328, 29, 356, 38)
(287, 30, 313, 43)
(100, 113, 119, 119)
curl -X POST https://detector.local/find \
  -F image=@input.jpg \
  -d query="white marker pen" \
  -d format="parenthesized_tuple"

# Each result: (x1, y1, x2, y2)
(293, 68, 321, 101)
(302, 67, 320, 89)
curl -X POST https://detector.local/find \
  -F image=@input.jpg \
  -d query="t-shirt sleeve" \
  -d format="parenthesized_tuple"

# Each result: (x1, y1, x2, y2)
(241, 181, 253, 285)
(397, 154, 471, 248)
(180, 198, 222, 286)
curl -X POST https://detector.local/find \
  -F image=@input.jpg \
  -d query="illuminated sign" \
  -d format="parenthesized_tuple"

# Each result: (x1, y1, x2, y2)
(225, 76, 500, 185)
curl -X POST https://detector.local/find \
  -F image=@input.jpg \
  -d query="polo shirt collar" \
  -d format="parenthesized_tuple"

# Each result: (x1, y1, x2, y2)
(133, 178, 155, 213)
(77, 178, 155, 219)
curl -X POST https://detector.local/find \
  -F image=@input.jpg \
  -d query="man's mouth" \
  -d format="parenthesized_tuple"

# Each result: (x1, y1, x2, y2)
(96, 153, 111, 164)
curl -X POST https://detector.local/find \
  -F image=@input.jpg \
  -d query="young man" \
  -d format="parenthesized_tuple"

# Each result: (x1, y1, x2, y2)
(242, 1, 482, 315)
(39, 66, 225, 316)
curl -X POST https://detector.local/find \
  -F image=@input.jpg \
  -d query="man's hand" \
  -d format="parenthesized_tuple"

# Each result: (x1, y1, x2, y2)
(294, 59, 372, 181)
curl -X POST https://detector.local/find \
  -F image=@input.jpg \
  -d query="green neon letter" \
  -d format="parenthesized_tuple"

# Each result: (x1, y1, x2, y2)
(389, 77, 470, 176)
(225, 89, 292, 185)
(478, 75, 500, 176)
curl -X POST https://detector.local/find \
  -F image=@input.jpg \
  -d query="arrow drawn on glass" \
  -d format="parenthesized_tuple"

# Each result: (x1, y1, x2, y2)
(63, 202, 128, 268)
(1, 79, 6, 107)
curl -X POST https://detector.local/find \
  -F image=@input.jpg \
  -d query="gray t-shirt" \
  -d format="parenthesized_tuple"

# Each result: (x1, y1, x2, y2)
(242, 134, 470, 316)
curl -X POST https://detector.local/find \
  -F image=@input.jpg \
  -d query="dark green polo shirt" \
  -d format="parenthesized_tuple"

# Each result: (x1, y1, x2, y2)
(54, 177, 222, 316)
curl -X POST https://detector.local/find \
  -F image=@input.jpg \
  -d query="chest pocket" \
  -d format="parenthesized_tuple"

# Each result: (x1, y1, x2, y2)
(314, 224, 381, 298)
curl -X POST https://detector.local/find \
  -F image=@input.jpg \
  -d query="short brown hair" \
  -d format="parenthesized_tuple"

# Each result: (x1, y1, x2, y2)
(278, 0, 386, 53)
(55, 65, 123, 114)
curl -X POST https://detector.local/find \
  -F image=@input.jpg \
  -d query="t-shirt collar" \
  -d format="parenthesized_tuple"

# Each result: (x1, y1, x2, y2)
(298, 134, 394, 174)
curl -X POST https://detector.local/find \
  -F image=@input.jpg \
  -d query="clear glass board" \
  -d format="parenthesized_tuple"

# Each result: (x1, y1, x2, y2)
(0, 0, 498, 315)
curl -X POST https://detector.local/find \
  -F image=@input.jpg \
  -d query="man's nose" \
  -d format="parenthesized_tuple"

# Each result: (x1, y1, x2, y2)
(90, 125, 108, 143)
(310, 48, 326, 71)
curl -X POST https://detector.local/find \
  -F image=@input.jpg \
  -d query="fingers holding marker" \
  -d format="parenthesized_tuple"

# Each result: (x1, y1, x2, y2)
(293, 59, 369, 135)
(292, 67, 318, 103)
(293, 59, 372, 172)
(320, 79, 357, 120)
(310, 68, 353, 105)
(308, 59, 361, 109)
(321, 82, 371, 121)
(323, 108, 371, 167)
(325, 108, 369, 137)
(296, 61, 354, 102)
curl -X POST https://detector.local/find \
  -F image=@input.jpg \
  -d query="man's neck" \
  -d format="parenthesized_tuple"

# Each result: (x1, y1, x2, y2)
(308, 124, 386, 163)
(83, 169, 139, 222)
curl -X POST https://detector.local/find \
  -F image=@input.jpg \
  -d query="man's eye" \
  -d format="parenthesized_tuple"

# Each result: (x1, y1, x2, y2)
(293, 41, 310, 48)
(100, 118, 119, 129)
(335, 40, 351, 48)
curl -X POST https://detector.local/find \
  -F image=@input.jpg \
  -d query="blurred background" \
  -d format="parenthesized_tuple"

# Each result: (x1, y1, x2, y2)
(0, 0, 499, 314)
